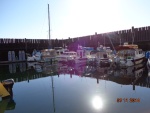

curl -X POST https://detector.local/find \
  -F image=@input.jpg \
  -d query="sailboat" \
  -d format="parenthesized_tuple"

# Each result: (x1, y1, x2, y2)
(27, 4, 57, 63)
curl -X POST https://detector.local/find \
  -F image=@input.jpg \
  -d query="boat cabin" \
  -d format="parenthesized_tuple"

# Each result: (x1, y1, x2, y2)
(62, 52, 77, 56)
(77, 46, 94, 58)
(41, 49, 56, 57)
(54, 47, 69, 55)
(117, 48, 144, 59)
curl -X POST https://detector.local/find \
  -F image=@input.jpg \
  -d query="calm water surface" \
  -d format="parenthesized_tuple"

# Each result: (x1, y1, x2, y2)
(0, 62, 150, 113)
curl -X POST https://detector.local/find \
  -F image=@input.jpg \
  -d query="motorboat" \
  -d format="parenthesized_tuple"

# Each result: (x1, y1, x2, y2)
(87, 45, 113, 66)
(27, 49, 57, 63)
(2, 79, 14, 88)
(56, 51, 77, 63)
(26, 49, 42, 62)
(56, 46, 94, 64)
(75, 46, 94, 64)
(54, 47, 69, 55)
(40, 49, 57, 62)
(0, 79, 14, 99)
(115, 42, 145, 67)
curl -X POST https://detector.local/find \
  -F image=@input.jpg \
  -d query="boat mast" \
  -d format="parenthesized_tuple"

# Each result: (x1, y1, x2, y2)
(48, 4, 51, 49)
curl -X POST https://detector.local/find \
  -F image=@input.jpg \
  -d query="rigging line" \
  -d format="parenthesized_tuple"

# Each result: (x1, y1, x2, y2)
(107, 34, 116, 53)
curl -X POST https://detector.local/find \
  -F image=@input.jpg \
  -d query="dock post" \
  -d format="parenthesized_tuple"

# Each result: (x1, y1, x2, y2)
(22, 51, 25, 61)
(12, 51, 15, 61)
(8, 51, 12, 61)
(25, 38, 27, 51)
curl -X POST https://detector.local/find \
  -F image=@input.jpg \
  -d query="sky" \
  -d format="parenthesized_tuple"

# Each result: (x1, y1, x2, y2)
(0, 0, 150, 39)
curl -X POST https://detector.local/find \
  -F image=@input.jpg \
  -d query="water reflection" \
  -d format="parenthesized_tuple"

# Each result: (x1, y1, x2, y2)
(0, 62, 149, 89)
(92, 96, 103, 110)
(0, 62, 150, 113)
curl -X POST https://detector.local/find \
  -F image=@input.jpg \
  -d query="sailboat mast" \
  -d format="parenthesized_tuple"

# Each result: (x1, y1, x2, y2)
(48, 4, 51, 48)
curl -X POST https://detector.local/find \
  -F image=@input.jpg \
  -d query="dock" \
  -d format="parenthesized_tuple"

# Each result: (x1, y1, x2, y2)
(0, 60, 26, 65)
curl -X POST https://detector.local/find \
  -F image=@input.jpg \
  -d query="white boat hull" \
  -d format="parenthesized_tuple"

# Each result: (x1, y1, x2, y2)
(119, 57, 144, 67)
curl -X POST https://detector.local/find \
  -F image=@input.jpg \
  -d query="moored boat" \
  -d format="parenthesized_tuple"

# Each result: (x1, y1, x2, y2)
(56, 46, 94, 64)
(27, 49, 57, 63)
(54, 47, 69, 55)
(87, 45, 113, 66)
(115, 42, 145, 67)
(56, 51, 77, 63)
(40, 49, 57, 62)
(26, 49, 42, 62)
(2, 79, 14, 88)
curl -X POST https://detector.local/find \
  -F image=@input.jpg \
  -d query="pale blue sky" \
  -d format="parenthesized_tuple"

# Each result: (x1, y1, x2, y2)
(0, 0, 150, 39)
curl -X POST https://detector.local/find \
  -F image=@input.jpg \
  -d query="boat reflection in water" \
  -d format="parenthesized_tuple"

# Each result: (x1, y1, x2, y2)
(3, 62, 147, 89)
(57, 63, 87, 77)
(27, 62, 146, 90)
(33, 62, 146, 90)
(80, 63, 146, 90)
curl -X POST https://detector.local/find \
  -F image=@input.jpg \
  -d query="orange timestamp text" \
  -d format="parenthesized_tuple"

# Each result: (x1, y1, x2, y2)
(117, 98, 140, 103)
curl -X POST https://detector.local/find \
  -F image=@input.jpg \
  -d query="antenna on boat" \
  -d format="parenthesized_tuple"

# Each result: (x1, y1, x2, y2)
(131, 26, 135, 44)
(48, 4, 51, 49)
